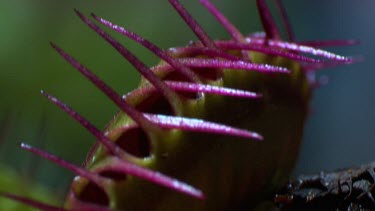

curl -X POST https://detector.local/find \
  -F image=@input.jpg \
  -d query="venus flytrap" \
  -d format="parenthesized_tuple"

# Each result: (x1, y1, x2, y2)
(1, 0, 357, 210)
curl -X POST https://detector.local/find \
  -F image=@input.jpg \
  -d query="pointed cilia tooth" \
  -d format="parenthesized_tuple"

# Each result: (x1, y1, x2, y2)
(92, 13, 201, 84)
(168, 0, 217, 49)
(0, 192, 65, 211)
(199, 0, 244, 42)
(174, 57, 290, 74)
(20, 143, 106, 187)
(21, 143, 205, 200)
(163, 81, 262, 99)
(274, 0, 294, 41)
(256, 0, 281, 39)
(49, 43, 152, 129)
(215, 41, 322, 63)
(198, 0, 252, 61)
(74, 10, 183, 113)
(244, 37, 353, 63)
(3, 0, 358, 210)
(40, 90, 130, 159)
(143, 114, 263, 141)
(129, 80, 262, 100)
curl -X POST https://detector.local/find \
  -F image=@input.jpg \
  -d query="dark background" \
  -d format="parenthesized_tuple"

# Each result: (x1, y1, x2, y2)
(0, 0, 373, 201)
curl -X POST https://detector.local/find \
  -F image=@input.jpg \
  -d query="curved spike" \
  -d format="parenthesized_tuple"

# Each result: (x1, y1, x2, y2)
(124, 81, 261, 108)
(49, 43, 153, 130)
(134, 81, 261, 99)
(275, 0, 294, 41)
(21, 143, 125, 209)
(0, 192, 66, 211)
(175, 58, 290, 74)
(199, 0, 250, 60)
(20, 143, 106, 187)
(74, 10, 182, 113)
(144, 114, 263, 141)
(164, 81, 262, 99)
(304, 62, 342, 72)
(150, 58, 290, 74)
(245, 37, 353, 63)
(303, 56, 362, 71)
(92, 14, 201, 83)
(256, 0, 280, 39)
(40, 91, 132, 159)
(216, 41, 322, 63)
(101, 157, 205, 200)
(297, 39, 360, 48)
(21, 142, 205, 200)
(168, 0, 216, 49)
(199, 0, 244, 42)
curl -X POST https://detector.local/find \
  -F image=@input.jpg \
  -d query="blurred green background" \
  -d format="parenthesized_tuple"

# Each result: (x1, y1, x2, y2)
(0, 0, 373, 207)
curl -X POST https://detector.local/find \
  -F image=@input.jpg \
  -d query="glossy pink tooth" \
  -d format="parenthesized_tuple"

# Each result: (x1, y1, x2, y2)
(199, 0, 244, 43)
(40, 91, 130, 159)
(92, 14, 201, 83)
(245, 37, 353, 63)
(20, 143, 106, 187)
(304, 62, 343, 72)
(275, 0, 294, 41)
(21, 143, 205, 200)
(150, 58, 290, 74)
(19, 144, 120, 210)
(168, 0, 217, 49)
(176, 57, 290, 74)
(199, 0, 250, 61)
(97, 157, 205, 200)
(216, 41, 322, 63)
(303, 56, 362, 71)
(50, 42, 152, 129)
(74, 10, 181, 110)
(144, 114, 263, 141)
(135, 81, 261, 99)
(164, 81, 262, 99)
(256, 0, 280, 39)
(0, 192, 65, 211)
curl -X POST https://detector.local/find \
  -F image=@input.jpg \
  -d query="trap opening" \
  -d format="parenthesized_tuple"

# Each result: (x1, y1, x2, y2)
(116, 127, 151, 159)
(135, 92, 174, 115)
(77, 182, 109, 207)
